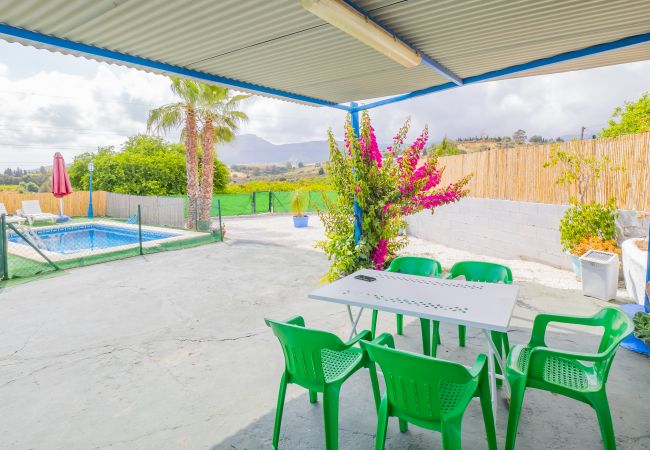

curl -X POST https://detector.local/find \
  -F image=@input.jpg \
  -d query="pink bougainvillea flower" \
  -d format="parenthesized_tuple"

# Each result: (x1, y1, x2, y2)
(319, 110, 470, 282)
(371, 238, 388, 269)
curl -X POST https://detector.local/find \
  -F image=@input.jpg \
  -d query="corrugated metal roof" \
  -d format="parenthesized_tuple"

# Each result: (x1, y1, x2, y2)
(0, 0, 648, 106)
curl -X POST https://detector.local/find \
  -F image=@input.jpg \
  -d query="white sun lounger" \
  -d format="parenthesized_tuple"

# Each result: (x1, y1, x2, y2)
(0, 203, 27, 224)
(18, 200, 57, 225)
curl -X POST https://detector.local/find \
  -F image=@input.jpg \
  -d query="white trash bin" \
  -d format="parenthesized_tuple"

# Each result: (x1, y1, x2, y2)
(580, 250, 619, 300)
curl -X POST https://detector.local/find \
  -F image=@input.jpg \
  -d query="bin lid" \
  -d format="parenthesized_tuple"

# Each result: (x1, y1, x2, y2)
(580, 249, 618, 264)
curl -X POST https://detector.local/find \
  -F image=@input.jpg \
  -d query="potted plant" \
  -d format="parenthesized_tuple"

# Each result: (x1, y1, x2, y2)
(544, 144, 624, 278)
(559, 200, 619, 279)
(291, 189, 309, 228)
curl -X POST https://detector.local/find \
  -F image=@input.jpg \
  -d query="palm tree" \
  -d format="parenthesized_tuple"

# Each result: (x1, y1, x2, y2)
(147, 78, 201, 226)
(196, 86, 249, 221)
(147, 78, 249, 227)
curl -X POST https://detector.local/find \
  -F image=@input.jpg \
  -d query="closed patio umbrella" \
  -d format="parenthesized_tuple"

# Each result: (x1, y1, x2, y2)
(52, 152, 72, 222)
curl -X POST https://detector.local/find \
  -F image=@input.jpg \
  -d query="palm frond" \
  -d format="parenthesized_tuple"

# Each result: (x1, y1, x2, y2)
(147, 103, 184, 134)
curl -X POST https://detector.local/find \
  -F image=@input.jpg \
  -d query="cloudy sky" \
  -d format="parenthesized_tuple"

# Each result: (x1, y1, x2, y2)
(0, 39, 648, 170)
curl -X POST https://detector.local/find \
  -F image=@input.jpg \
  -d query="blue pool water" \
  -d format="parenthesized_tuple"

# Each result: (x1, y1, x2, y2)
(8, 224, 178, 255)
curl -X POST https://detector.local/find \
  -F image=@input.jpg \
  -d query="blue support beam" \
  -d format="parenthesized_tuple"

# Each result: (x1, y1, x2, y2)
(0, 24, 351, 111)
(643, 221, 650, 313)
(350, 103, 363, 245)
(355, 32, 650, 111)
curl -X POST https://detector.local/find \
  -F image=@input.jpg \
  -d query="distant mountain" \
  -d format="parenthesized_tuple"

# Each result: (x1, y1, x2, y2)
(217, 134, 394, 165)
(217, 134, 331, 165)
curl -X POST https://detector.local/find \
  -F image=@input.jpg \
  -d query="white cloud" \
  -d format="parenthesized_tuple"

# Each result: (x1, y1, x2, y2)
(0, 39, 648, 169)
(0, 57, 176, 169)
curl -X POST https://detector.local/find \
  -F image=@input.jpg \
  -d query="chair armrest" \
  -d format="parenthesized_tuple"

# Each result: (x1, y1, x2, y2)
(285, 316, 305, 327)
(370, 332, 395, 349)
(264, 315, 305, 328)
(345, 329, 373, 347)
(468, 353, 488, 378)
(530, 313, 600, 346)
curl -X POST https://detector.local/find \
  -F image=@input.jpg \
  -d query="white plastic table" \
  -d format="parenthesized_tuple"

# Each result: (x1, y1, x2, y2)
(308, 268, 519, 417)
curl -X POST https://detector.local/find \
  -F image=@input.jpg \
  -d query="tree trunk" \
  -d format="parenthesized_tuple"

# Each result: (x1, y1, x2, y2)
(185, 107, 200, 228)
(199, 118, 216, 222)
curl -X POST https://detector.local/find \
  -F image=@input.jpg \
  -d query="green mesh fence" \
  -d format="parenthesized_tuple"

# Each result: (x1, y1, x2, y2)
(0, 209, 221, 287)
(271, 191, 292, 213)
(175, 191, 336, 217)
(212, 193, 253, 216)
(253, 191, 271, 214)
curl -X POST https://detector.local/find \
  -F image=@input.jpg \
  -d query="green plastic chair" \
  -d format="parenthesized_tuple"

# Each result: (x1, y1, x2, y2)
(371, 256, 442, 356)
(423, 262, 512, 372)
(362, 333, 497, 450)
(265, 316, 380, 450)
(505, 307, 634, 450)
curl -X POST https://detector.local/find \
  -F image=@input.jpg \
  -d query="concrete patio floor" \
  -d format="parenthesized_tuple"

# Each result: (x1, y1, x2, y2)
(0, 215, 648, 449)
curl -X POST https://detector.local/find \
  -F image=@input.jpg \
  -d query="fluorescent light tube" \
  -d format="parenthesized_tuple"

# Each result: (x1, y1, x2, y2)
(301, 0, 422, 68)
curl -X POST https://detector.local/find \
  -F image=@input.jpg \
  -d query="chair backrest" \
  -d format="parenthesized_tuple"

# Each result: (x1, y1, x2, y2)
(265, 317, 346, 390)
(448, 261, 512, 284)
(387, 256, 442, 278)
(21, 200, 43, 215)
(0, 203, 7, 215)
(592, 307, 634, 378)
(363, 341, 478, 423)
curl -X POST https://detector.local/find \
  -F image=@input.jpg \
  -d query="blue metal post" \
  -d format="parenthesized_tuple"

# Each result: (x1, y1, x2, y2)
(643, 221, 650, 313)
(87, 169, 94, 218)
(350, 103, 362, 245)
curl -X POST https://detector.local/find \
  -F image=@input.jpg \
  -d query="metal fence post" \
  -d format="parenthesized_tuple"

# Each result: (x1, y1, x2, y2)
(252, 192, 256, 214)
(269, 191, 273, 213)
(0, 214, 8, 280)
(217, 199, 223, 242)
(138, 204, 143, 255)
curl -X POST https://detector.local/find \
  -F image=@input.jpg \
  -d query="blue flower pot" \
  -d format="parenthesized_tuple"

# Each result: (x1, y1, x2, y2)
(293, 215, 309, 228)
(568, 252, 582, 280)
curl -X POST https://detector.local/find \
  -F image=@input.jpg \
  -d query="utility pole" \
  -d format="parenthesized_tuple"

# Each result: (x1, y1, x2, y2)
(580, 126, 586, 140)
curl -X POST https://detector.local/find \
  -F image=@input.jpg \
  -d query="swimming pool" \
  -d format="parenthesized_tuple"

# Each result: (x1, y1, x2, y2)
(8, 223, 179, 255)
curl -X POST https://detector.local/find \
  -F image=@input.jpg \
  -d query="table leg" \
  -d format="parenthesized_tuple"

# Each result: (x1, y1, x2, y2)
(346, 305, 364, 340)
(483, 330, 511, 398)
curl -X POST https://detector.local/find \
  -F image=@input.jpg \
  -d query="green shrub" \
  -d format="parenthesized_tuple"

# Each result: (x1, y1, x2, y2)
(68, 135, 229, 195)
(633, 312, 650, 345)
(17, 181, 39, 193)
(559, 200, 618, 252)
(225, 177, 332, 193)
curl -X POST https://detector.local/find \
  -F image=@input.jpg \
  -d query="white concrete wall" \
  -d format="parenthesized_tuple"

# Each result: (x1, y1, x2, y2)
(406, 197, 571, 269)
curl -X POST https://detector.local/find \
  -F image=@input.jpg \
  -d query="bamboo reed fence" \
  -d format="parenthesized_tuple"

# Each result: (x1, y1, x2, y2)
(0, 132, 647, 218)
(437, 132, 650, 210)
(0, 191, 107, 216)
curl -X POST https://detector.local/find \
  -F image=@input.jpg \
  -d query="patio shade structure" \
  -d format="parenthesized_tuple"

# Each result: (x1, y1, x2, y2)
(0, 0, 648, 277)
(51, 152, 72, 219)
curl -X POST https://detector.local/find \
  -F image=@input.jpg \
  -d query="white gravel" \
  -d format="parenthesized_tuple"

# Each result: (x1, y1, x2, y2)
(224, 214, 631, 299)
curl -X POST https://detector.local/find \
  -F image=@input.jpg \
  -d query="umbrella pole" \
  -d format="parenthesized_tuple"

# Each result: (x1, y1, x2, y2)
(59, 198, 64, 216)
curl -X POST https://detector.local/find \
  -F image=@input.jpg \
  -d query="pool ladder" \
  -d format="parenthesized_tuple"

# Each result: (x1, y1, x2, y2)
(13, 224, 47, 250)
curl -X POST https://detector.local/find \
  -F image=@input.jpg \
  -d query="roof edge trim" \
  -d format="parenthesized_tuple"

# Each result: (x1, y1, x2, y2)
(356, 32, 650, 111)
(0, 23, 351, 111)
